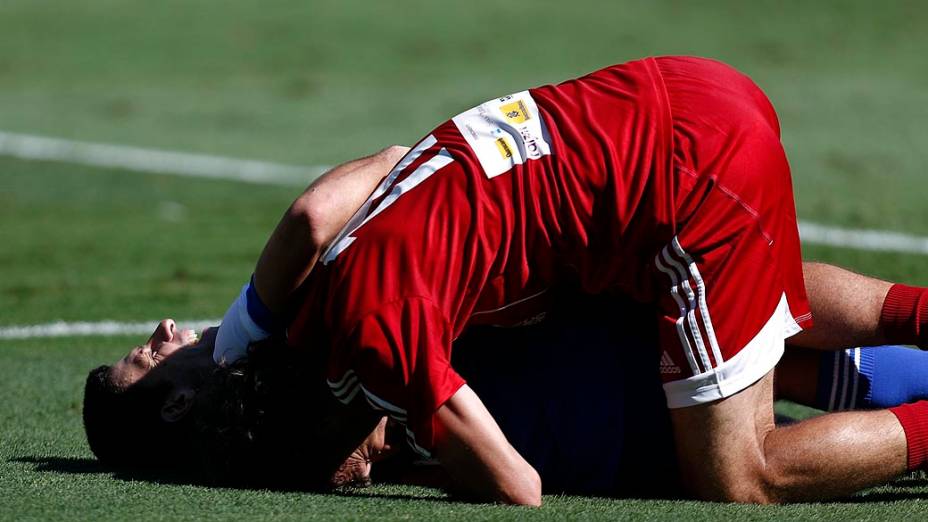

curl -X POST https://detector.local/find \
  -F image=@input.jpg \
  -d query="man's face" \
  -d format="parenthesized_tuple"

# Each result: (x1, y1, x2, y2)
(109, 318, 215, 391)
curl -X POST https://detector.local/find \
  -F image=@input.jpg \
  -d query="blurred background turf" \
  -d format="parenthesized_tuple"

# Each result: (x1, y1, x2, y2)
(2, 0, 927, 324)
(2, 1, 928, 519)
(2, 1, 926, 220)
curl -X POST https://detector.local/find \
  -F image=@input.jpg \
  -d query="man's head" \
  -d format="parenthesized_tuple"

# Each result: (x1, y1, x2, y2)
(82, 321, 393, 489)
(82, 319, 217, 468)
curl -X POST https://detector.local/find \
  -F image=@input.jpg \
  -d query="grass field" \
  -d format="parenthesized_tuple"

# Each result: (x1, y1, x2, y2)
(3, 0, 928, 519)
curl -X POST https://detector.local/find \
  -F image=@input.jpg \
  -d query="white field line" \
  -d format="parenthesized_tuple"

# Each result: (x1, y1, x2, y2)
(798, 222, 928, 256)
(0, 130, 328, 185)
(0, 319, 220, 340)
(8, 221, 928, 341)
(3, 130, 928, 340)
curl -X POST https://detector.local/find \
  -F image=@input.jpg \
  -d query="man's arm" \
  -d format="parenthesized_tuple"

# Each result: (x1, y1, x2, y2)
(433, 384, 542, 506)
(254, 145, 410, 314)
(213, 146, 409, 362)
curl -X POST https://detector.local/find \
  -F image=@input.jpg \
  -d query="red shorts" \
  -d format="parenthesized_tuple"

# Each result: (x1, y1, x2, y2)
(651, 57, 812, 408)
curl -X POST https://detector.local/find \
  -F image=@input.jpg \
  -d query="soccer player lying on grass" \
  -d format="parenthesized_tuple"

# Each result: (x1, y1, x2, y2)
(85, 56, 928, 504)
(399, 294, 928, 496)
(84, 305, 928, 497)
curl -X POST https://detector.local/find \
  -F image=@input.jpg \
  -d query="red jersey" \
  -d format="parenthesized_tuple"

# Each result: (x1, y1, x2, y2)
(289, 57, 811, 456)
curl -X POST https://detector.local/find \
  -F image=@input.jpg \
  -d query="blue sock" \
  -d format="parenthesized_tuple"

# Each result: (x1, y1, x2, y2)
(816, 346, 928, 411)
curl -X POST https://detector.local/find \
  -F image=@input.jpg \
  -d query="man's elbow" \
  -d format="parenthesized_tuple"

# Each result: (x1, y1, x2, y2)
(498, 468, 542, 507)
(286, 145, 409, 250)
(377, 144, 410, 166)
(286, 190, 336, 252)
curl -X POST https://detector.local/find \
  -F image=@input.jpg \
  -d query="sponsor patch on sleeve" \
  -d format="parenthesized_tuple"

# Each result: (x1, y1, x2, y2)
(451, 91, 552, 179)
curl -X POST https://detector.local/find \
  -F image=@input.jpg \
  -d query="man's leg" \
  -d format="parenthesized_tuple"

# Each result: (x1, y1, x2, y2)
(654, 55, 928, 501)
(791, 262, 928, 350)
(671, 370, 908, 503)
(777, 262, 928, 410)
(778, 345, 928, 411)
(672, 261, 928, 502)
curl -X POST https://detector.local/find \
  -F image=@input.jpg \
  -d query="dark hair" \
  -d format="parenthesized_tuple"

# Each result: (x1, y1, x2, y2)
(190, 337, 363, 489)
(82, 338, 378, 489)
(82, 365, 194, 468)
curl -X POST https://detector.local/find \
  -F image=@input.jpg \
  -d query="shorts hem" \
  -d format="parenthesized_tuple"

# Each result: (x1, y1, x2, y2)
(663, 293, 798, 408)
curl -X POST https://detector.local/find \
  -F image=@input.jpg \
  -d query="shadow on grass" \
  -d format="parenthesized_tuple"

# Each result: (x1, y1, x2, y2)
(14, 455, 928, 505)
(11, 455, 455, 504)
(14, 456, 109, 475)
(13, 455, 224, 488)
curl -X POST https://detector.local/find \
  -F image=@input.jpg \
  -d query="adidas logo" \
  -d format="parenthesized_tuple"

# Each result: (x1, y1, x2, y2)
(660, 350, 681, 374)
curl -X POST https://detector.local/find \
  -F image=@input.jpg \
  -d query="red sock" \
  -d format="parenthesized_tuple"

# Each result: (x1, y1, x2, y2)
(889, 401, 928, 471)
(879, 284, 928, 349)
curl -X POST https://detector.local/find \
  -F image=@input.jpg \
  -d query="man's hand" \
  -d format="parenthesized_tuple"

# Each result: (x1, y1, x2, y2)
(330, 416, 394, 488)
(433, 384, 542, 506)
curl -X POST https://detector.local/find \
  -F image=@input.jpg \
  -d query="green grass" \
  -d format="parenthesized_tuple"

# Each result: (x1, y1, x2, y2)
(3, 0, 928, 519)
(4, 335, 928, 521)
(0, 157, 289, 324)
(4, 334, 928, 521)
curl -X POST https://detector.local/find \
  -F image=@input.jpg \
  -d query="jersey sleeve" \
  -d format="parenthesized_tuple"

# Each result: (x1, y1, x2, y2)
(326, 297, 465, 457)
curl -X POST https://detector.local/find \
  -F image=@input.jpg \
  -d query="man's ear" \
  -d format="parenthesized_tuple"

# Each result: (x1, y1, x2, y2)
(161, 387, 196, 423)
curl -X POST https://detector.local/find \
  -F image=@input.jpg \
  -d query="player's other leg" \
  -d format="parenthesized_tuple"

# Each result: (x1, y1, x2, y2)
(777, 345, 928, 411)
(790, 262, 928, 350)
(779, 261, 928, 409)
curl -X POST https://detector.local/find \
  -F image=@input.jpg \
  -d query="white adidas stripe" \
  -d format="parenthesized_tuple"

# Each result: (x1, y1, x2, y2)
(319, 135, 436, 265)
(329, 377, 360, 400)
(671, 238, 724, 367)
(338, 383, 362, 405)
(656, 239, 724, 377)
(661, 246, 713, 373)
(849, 347, 861, 411)
(654, 252, 702, 375)
(327, 368, 359, 392)
(827, 347, 864, 412)
(839, 346, 851, 410)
